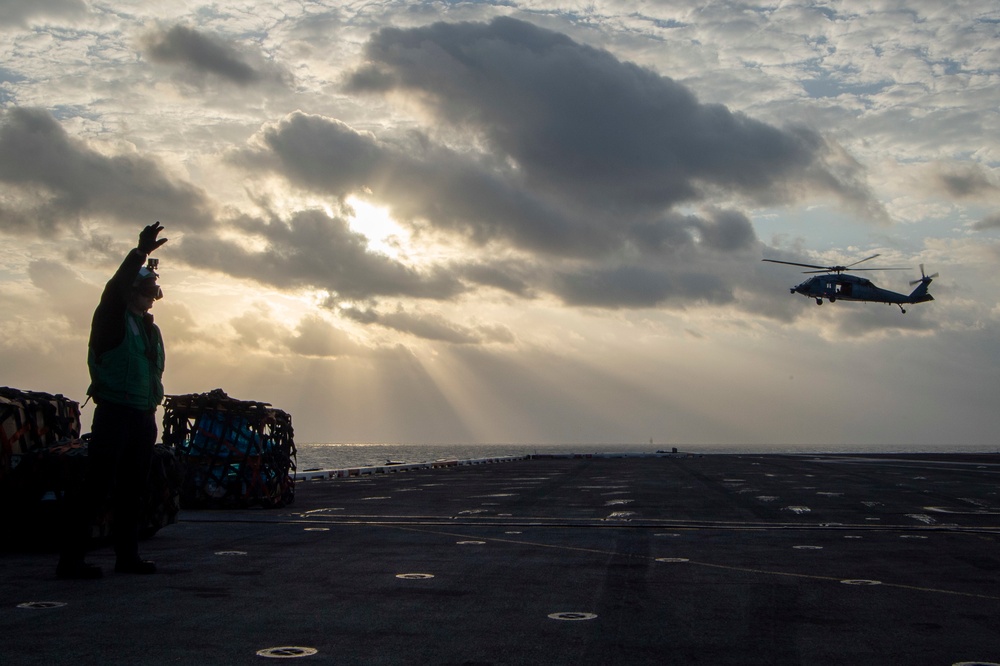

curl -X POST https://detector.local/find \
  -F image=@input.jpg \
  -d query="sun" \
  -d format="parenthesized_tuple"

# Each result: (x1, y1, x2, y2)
(344, 195, 410, 259)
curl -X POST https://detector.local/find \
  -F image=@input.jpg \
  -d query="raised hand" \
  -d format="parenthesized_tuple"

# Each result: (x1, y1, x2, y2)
(138, 221, 168, 255)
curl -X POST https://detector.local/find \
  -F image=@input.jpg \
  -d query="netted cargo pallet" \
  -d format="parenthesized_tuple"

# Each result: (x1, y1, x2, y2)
(0, 387, 81, 487)
(162, 389, 296, 508)
(7, 439, 182, 546)
(0, 387, 179, 547)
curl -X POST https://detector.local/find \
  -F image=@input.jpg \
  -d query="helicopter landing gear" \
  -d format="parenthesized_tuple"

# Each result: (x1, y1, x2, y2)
(816, 298, 823, 306)
(898, 305, 906, 313)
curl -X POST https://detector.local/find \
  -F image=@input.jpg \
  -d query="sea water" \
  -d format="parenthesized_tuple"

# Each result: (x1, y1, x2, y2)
(294, 441, 997, 471)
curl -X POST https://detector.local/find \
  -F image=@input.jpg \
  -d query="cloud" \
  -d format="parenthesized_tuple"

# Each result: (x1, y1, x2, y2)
(0, 107, 215, 236)
(232, 110, 769, 309)
(347, 17, 887, 220)
(230, 304, 361, 358)
(286, 315, 359, 357)
(178, 208, 465, 300)
(824, 305, 939, 339)
(141, 24, 290, 88)
(458, 261, 536, 298)
(552, 264, 734, 309)
(341, 306, 515, 345)
(235, 111, 602, 258)
(218, 17, 895, 312)
(26, 258, 99, 330)
(931, 163, 1000, 200)
(230, 306, 287, 351)
(0, 0, 87, 27)
(973, 212, 1000, 231)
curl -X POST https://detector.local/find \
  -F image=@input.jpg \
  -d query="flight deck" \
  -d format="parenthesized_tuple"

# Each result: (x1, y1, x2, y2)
(2, 453, 998, 665)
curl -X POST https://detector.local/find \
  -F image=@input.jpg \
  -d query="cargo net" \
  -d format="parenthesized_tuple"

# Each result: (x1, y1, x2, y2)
(162, 389, 295, 508)
(0, 387, 81, 486)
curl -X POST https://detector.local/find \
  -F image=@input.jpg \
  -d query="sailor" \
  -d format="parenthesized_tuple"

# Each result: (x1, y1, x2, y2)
(57, 222, 168, 579)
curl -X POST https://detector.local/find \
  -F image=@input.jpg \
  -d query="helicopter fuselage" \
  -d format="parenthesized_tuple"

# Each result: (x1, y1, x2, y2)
(791, 273, 933, 308)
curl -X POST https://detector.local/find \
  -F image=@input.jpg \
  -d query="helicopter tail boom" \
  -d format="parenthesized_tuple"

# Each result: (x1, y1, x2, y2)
(907, 284, 935, 304)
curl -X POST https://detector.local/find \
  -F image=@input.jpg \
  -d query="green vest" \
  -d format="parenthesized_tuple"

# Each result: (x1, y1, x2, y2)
(87, 311, 165, 411)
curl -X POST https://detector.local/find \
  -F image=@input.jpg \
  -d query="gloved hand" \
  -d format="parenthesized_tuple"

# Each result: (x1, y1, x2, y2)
(138, 221, 168, 255)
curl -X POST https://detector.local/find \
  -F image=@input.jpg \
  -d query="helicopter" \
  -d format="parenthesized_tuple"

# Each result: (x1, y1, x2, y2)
(762, 254, 937, 313)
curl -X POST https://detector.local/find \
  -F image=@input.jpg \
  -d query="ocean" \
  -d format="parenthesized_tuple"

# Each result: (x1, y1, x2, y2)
(293, 441, 998, 471)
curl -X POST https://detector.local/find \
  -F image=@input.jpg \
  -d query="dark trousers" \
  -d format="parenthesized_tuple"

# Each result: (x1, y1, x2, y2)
(60, 402, 157, 563)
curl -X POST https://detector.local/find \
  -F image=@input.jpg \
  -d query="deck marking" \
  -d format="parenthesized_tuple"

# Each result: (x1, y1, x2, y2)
(256, 646, 318, 658)
(548, 612, 597, 621)
(906, 514, 937, 525)
(386, 526, 1000, 601)
(17, 601, 66, 609)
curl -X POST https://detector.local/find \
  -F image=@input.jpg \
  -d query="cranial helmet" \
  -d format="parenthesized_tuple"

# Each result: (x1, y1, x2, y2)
(133, 265, 163, 300)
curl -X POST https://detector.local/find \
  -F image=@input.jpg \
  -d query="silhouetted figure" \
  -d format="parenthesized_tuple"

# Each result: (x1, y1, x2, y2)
(57, 222, 168, 579)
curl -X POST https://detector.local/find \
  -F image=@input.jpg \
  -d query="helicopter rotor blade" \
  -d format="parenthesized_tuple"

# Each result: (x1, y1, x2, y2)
(761, 259, 831, 271)
(845, 267, 911, 272)
(846, 253, 881, 268)
(764, 256, 909, 274)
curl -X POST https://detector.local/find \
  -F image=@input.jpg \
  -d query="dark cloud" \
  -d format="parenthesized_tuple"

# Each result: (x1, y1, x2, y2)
(934, 164, 1000, 200)
(142, 24, 289, 88)
(552, 264, 734, 309)
(972, 212, 1000, 231)
(224, 17, 888, 311)
(238, 110, 760, 261)
(177, 208, 465, 300)
(458, 261, 536, 298)
(236, 111, 607, 258)
(0, 107, 215, 235)
(691, 208, 757, 251)
(0, 0, 87, 27)
(347, 17, 885, 218)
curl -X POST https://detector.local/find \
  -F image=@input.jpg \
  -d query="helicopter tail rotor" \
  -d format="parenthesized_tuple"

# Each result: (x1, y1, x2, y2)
(909, 264, 939, 286)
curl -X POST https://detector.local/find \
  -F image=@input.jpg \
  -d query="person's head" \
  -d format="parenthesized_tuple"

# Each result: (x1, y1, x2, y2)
(129, 266, 162, 314)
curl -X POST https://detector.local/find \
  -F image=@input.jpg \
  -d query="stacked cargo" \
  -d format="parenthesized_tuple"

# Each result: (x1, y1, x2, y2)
(0, 387, 181, 545)
(0, 387, 81, 486)
(162, 389, 296, 508)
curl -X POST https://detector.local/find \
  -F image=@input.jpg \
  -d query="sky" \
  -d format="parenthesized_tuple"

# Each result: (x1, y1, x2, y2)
(1, 0, 998, 450)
